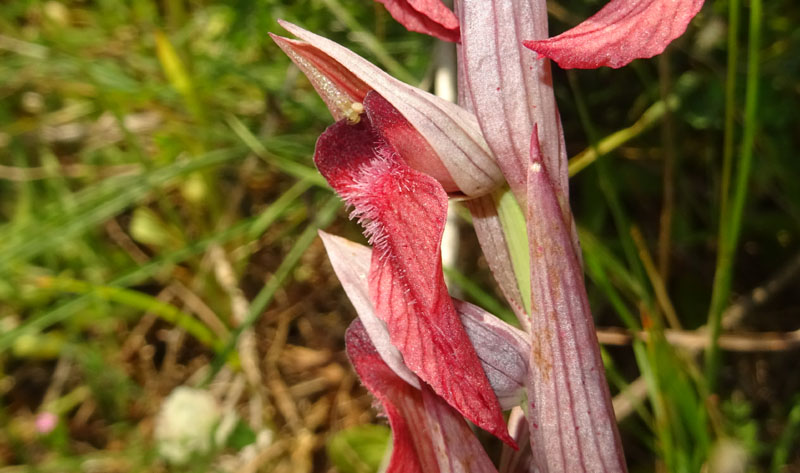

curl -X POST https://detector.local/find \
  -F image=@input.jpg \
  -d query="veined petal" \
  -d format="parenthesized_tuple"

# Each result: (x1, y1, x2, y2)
(270, 34, 370, 122)
(523, 0, 705, 69)
(276, 20, 503, 197)
(320, 231, 530, 410)
(319, 231, 420, 389)
(455, 300, 529, 410)
(315, 118, 514, 446)
(374, 0, 460, 43)
(365, 91, 458, 193)
(457, 0, 569, 210)
(346, 319, 499, 473)
(526, 131, 626, 472)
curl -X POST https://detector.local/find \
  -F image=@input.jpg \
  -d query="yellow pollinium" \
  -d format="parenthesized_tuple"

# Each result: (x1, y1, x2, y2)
(343, 101, 364, 124)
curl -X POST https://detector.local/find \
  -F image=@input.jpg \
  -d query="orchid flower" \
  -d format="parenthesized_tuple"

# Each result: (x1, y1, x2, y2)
(271, 22, 515, 447)
(323, 231, 531, 471)
(272, 0, 704, 470)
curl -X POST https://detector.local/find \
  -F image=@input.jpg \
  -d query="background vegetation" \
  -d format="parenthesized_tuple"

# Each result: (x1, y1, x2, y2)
(0, 0, 798, 471)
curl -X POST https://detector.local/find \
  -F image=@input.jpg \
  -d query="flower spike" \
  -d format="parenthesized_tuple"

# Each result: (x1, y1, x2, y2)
(523, 0, 705, 69)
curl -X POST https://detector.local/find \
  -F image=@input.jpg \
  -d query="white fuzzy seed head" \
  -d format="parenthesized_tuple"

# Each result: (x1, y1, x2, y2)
(154, 387, 221, 465)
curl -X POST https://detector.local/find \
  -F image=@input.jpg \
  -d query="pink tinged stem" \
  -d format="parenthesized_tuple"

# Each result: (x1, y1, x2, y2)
(523, 0, 705, 69)
(274, 21, 503, 197)
(374, 0, 461, 43)
(346, 319, 500, 473)
(315, 117, 515, 447)
(463, 195, 529, 331)
(456, 0, 569, 211)
(526, 131, 626, 472)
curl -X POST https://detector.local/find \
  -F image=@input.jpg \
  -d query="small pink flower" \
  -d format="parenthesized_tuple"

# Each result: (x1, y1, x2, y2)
(35, 412, 57, 434)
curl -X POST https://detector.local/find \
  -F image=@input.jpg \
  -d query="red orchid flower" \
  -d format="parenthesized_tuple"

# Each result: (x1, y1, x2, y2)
(313, 96, 514, 446)
(320, 231, 530, 412)
(271, 23, 515, 446)
(270, 21, 502, 198)
(324, 232, 529, 472)
(346, 318, 500, 473)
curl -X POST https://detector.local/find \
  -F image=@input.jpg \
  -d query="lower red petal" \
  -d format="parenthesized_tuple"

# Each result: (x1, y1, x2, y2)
(346, 319, 499, 473)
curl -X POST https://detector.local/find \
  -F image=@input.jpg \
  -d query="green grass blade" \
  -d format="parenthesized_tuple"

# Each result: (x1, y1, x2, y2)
(40, 276, 227, 352)
(771, 398, 800, 473)
(316, 0, 417, 85)
(226, 115, 328, 188)
(0, 147, 245, 272)
(706, 0, 761, 389)
(0, 184, 304, 352)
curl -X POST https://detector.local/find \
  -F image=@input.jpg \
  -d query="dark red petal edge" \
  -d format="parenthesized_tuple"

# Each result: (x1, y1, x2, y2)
(315, 116, 514, 447)
(374, 0, 460, 43)
(526, 130, 626, 472)
(523, 0, 705, 69)
(346, 319, 499, 473)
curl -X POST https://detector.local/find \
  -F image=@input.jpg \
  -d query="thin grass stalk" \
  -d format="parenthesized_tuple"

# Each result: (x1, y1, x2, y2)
(706, 0, 761, 389)
(657, 52, 676, 283)
(317, 0, 416, 84)
(630, 226, 682, 330)
(771, 398, 800, 473)
(567, 71, 650, 306)
(205, 195, 340, 381)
